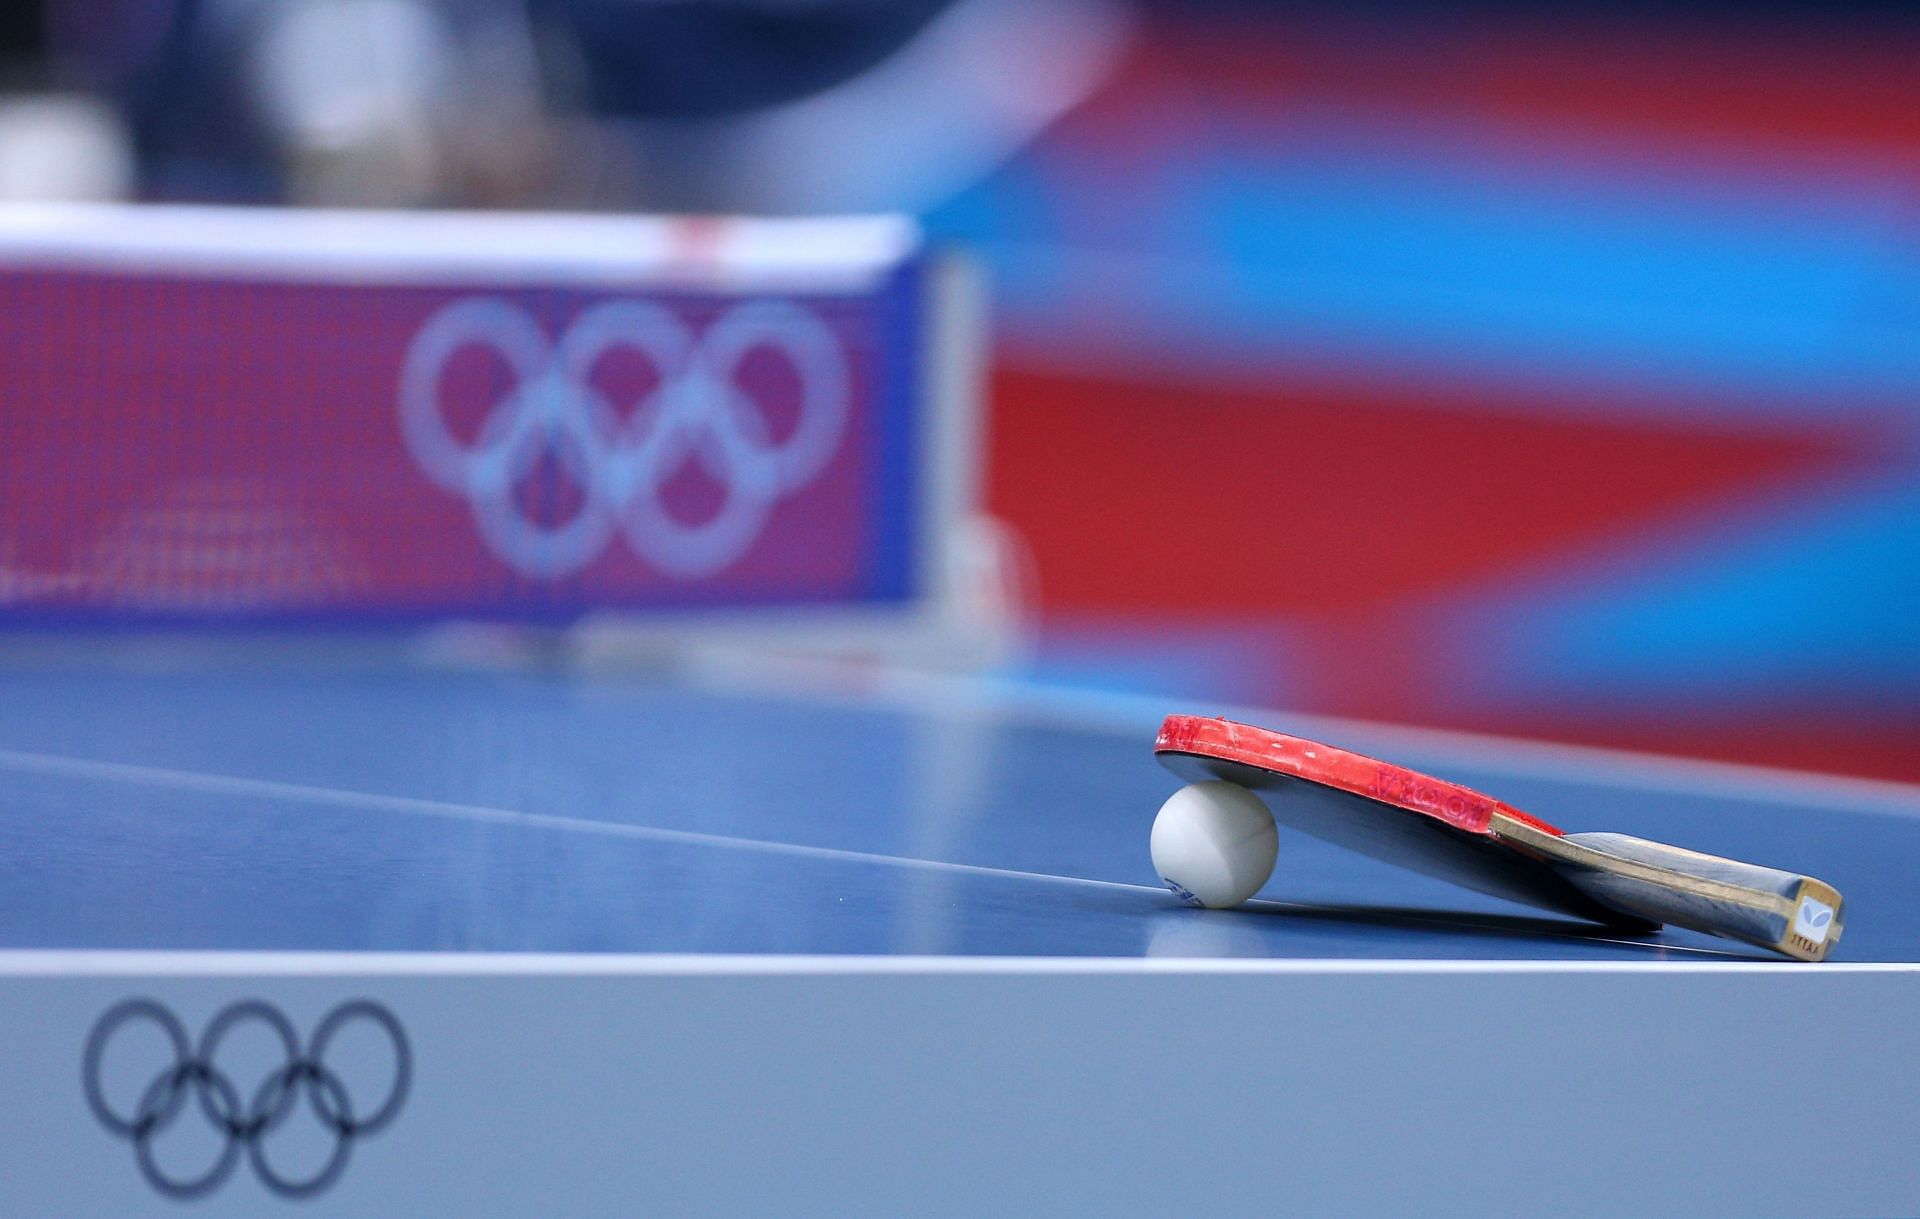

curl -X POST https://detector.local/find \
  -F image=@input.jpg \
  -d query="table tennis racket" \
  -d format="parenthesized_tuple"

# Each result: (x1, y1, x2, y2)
(1155, 715, 1845, 961)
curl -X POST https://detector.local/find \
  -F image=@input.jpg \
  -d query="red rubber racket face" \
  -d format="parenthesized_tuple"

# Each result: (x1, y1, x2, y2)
(1154, 715, 1563, 838)
(1153, 715, 1635, 924)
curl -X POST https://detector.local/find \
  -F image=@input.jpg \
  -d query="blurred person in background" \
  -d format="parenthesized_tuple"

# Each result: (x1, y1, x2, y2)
(45, 0, 1128, 210)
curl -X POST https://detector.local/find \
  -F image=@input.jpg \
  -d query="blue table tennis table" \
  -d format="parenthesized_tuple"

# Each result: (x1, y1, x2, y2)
(2, 656, 1917, 1215)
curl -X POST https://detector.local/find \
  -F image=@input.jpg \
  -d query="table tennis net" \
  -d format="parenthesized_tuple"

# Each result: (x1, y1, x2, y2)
(0, 207, 965, 631)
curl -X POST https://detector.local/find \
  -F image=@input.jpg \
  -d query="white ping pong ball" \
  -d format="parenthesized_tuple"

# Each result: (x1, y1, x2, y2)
(1150, 780, 1278, 908)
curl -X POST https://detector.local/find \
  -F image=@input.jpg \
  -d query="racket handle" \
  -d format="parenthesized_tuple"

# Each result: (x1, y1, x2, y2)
(1556, 832, 1844, 962)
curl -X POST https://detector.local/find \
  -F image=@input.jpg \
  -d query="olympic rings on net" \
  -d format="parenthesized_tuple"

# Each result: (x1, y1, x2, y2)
(398, 297, 851, 579)
(83, 998, 410, 1199)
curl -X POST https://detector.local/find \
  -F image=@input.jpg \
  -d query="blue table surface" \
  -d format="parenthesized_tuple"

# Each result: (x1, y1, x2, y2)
(0, 661, 1914, 962)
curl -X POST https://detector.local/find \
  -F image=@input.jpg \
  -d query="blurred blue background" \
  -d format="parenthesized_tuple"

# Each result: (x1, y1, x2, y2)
(4, 0, 1917, 780)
